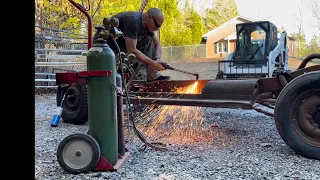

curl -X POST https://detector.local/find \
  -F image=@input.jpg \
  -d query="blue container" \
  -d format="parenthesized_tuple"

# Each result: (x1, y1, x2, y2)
(51, 106, 63, 127)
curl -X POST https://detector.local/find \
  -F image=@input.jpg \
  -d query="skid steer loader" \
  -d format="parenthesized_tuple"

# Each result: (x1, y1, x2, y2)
(216, 21, 290, 79)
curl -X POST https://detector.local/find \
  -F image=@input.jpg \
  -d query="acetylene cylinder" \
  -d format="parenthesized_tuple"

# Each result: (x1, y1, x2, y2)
(87, 40, 118, 166)
(116, 73, 125, 156)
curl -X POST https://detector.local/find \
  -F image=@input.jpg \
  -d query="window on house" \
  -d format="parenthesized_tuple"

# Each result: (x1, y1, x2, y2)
(214, 42, 228, 53)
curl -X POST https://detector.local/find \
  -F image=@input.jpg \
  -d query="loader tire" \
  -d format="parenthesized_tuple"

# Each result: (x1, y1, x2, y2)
(216, 71, 224, 79)
(56, 84, 88, 125)
(274, 71, 320, 160)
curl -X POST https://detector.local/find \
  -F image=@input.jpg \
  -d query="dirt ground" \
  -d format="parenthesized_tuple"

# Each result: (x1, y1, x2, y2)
(160, 57, 318, 80)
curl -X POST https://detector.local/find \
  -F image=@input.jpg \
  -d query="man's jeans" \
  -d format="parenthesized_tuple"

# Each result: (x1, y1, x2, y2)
(133, 35, 161, 81)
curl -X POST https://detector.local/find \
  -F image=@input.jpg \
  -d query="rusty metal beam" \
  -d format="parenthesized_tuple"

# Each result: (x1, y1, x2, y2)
(129, 80, 210, 93)
(126, 97, 253, 109)
(125, 92, 253, 109)
(256, 77, 282, 93)
(289, 65, 320, 78)
(257, 65, 320, 93)
(129, 92, 253, 101)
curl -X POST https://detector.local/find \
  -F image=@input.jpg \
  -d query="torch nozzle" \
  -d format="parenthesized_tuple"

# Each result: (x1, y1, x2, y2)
(163, 64, 199, 81)
(195, 73, 199, 81)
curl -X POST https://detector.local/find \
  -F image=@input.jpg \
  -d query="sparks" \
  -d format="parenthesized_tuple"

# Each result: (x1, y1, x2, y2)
(176, 81, 200, 94)
(136, 81, 214, 145)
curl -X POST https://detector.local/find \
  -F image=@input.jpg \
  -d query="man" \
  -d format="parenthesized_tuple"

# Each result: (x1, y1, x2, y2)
(109, 8, 170, 84)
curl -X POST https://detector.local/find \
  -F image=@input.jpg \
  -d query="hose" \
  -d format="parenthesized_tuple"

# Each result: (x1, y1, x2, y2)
(111, 38, 168, 151)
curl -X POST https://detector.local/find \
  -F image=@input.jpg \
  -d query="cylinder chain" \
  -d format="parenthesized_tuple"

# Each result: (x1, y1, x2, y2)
(139, 0, 149, 12)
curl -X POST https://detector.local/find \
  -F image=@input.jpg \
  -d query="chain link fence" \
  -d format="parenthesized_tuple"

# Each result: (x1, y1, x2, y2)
(35, 26, 88, 50)
(162, 44, 207, 62)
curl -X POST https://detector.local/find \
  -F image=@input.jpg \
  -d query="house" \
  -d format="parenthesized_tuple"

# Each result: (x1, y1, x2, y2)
(201, 16, 253, 58)
(201, 15, 296, 58)
(286, 35, 296, 57)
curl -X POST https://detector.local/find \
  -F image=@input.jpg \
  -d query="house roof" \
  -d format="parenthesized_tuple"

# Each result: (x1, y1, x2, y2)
(202, 15, 254, 43)
(224, 33, 237, 40)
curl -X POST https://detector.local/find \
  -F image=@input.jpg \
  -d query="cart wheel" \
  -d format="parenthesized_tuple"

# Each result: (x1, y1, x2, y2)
(57, 133, 100, 174)
(274, 71, 320, 160)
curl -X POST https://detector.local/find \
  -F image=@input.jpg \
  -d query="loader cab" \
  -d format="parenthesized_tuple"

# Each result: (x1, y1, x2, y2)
(217, 21, 280, 79)
(233, 21, 278, 61)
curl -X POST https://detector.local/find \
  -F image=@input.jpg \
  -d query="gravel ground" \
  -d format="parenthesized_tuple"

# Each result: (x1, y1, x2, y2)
(35, 59, 320, 180)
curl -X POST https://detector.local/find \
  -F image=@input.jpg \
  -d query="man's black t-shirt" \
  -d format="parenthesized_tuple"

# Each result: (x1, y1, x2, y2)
(109, 11, 155, 52)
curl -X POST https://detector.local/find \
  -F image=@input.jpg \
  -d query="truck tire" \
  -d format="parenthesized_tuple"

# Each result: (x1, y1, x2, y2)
(274, 71, 320, 160)
(56, 85, 88, 125)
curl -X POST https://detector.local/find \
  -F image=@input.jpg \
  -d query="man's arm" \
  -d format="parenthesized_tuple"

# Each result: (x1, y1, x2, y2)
(152, 35, 162, 59)
(125, 37, 165, 71)
(124, 37, 153, 65)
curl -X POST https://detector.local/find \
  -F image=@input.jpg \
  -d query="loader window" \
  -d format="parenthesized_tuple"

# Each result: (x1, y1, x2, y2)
(250, 28, 265, 59)
(251, 28, 265, 47)
(235, 25, 266, 60)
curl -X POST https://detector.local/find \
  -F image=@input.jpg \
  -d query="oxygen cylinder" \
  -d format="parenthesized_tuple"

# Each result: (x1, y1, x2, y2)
(87, 41, 118, 166)
(116, 73, 125, 156)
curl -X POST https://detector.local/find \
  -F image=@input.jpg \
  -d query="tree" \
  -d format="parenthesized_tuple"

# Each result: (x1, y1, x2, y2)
(182, 0, 206, 44)
(293, 6, 303, 34)
(311, 0, 320, 44)
(144, 0, 189, 46)
(312, 0, 320, 32)
(203, 0, 238, 31)
(291, 6, 308, 58)
(308, 35, 320, 55)
(35, 0, 87, 33)
(291, 32, 308, 58)
(35, 0, 234, 46)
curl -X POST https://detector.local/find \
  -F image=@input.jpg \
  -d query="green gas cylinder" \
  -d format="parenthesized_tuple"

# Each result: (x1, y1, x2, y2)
(87, 40, 118, 166)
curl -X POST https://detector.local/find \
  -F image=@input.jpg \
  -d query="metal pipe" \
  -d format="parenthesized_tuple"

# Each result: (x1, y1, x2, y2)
(67, 0, 92, 49)
(163, 64, 199, 80)
(258, 102, 275, 109)
(252, 106, 274, 117)
(125, 93, 253, 109)
(297, 53, 320, 70)
(35, 49, 87, 53)
(35, 86, 57, 88)
(278, 75, 288, 87)
(35, 62, 86, 67)
(259, 99, 277, 103)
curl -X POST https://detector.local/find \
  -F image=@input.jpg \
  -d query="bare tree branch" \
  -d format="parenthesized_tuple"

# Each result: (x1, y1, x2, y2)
(292, 6, 303, 34)
(311, 0, 320, 32)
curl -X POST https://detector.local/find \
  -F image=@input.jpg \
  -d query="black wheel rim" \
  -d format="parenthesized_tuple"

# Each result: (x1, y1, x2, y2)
(290, 89, 320, 147)
(65, 87, 80, 110)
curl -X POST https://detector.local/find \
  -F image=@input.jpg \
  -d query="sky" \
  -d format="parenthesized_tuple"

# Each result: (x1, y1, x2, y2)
(187, 0, 319, 44)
